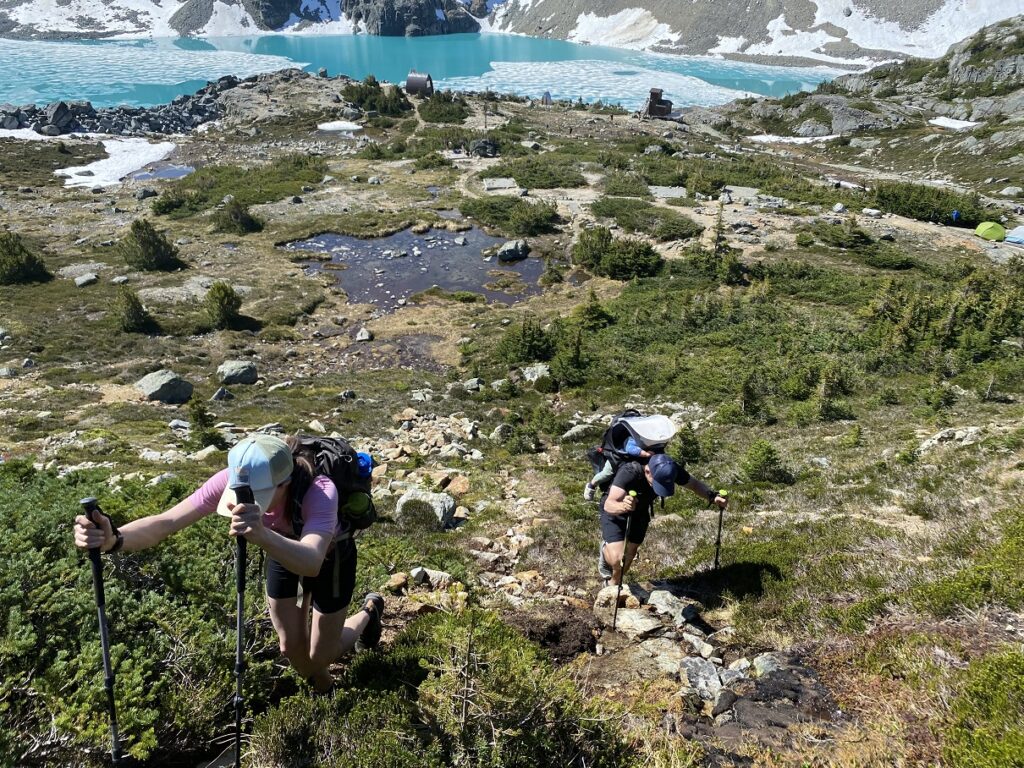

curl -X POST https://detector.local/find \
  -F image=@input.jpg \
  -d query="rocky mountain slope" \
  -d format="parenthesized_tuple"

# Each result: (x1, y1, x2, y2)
(1, 0, 1022, 68)
(491, 0, 1024, 65)
(677, 13, 1024, 195)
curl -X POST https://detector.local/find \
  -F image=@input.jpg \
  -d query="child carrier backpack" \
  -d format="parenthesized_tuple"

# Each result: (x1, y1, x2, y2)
(586, 409, 677, 491)
(288, 435, 376, 538)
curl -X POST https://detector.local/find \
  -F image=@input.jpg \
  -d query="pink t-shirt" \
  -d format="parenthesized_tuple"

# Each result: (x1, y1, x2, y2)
(188, 468, 340, 539)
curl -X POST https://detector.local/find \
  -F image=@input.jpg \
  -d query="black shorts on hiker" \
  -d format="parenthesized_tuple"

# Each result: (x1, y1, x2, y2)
(266, 538, 356, 614)
(600, 509, 651, 546)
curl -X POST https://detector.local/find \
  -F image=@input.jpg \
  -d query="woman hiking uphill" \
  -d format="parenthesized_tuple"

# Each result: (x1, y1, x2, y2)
(73, 433, 385, 693)
(598, 453, 728, 586)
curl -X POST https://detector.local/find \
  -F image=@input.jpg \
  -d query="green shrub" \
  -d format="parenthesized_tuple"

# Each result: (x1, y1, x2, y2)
(212, 198, 263, 234)
(203, 281, 242, 330)
(0, 462, 277, 764)
(572, 288, 613, 330)
(495, 316, 555, 365)
(116, 219, 182, 271)
(413, 152, 453, 170)
(186, 398, 227, 451)
(152, 155, 328, 218)
(481, 155, 585, 189)
(417, 91, 471, 123)
(741, 439, 794, 484)
(603, 171, 651, 197)
(342, 75, 411, 116)
(601, 238, 663, 280)
(0, 231, 50, 285)
(250, 611, 632, 768)
(572, 226, 663, 280)
(873, 182, 989, 228)
(461, 197, 559, 236)
(112, 286, 153, 333)
(590, 197, 702, 241)
(944, 650, 1024, 768)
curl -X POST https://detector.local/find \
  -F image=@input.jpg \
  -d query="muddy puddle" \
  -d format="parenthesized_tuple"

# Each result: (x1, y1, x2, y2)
(283, 226, 546, 311)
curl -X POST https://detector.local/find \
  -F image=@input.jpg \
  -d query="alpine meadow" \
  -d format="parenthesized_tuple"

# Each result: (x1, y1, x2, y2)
(1, 6, 1023, 768)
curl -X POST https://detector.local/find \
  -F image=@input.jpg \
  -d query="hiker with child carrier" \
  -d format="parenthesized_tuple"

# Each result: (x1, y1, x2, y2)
(587, 410, 728, 588)
(74, 432, 385, 762)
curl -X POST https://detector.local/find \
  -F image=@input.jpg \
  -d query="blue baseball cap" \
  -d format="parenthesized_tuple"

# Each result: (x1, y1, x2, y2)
(217, 434, 293, 516)
(647, 453, 678, 498)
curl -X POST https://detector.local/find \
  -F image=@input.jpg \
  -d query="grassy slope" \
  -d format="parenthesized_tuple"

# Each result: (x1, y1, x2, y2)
(0, 94, 1021, 767)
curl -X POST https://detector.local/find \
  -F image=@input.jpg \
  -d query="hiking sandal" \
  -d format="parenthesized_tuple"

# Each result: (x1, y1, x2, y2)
(356, 592, 385, 652)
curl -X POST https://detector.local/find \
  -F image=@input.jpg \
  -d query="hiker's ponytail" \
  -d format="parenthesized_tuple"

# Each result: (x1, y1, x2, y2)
(284, 435, 316, 507)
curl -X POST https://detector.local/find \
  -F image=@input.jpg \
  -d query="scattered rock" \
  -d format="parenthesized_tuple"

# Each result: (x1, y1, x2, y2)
(752, 652, 784, 677)
(919, 426, 982, 452)
(217, 360, 258, 386)
(74, 273, 98, 288)
(210, 387, 234, 401)
(135, 369, 193, 404)
(496, 239, 530, 262)
(355, 327, 374, 342)
(680, 657, 723, 700)
(395, 488, 457, 528)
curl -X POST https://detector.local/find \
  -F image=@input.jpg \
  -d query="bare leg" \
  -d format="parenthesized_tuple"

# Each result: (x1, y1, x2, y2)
(269, 594, 331, 689)
(603, 540, 640, 586)
(604, 539, 624, 585)
(309, 603, 372, 671)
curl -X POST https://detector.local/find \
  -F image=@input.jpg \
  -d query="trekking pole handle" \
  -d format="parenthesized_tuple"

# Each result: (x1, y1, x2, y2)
(79, 497, 105, 591)
(707, 489, 729, 507)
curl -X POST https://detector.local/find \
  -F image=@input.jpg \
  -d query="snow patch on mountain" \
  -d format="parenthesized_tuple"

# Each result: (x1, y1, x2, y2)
(809, 0, 1021, 58)
(567, 8, 679, 51)
(201, 1, 257, 36)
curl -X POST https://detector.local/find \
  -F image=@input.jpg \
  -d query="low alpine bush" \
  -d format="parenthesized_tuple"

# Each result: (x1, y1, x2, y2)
(203, 281, 242, 330)
(117, 219, 182, 271)
(0, 231, 51, 285)
(212, 198, 263, 235)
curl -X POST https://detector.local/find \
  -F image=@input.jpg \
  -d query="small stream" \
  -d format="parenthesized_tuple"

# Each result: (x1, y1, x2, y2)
(284, 226, 546, 311)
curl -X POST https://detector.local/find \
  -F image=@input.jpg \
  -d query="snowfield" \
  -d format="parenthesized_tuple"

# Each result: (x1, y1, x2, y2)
(567, 9, 680, 51)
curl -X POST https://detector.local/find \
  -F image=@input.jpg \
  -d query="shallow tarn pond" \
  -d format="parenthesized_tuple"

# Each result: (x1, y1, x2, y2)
(284, 226, 546, 310)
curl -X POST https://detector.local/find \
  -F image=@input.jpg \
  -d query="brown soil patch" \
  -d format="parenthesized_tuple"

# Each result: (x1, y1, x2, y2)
(503, 603, 598, 664)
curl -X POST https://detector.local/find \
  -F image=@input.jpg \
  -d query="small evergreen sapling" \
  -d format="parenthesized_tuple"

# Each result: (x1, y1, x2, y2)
(204, 281, 242, 330)
(118, 219, 181, 271)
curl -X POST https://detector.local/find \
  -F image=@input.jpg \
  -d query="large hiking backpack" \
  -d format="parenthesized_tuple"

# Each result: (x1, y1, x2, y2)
(586, 409, 677, 491)
(288, 435, 376, 538)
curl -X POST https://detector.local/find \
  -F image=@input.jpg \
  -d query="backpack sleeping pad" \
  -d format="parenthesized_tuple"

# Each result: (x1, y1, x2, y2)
(586, 410, 677, 491)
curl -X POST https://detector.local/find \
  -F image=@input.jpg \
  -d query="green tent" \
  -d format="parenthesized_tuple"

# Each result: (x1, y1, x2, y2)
(976, 221, 1006, 241)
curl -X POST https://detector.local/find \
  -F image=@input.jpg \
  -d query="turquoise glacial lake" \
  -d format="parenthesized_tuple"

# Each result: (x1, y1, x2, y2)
(0, 33, 839, 110)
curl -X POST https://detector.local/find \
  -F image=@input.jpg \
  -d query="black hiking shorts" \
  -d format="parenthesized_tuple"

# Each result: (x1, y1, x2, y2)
(266, 538, 356, 615)
(600, 509, 651, 546)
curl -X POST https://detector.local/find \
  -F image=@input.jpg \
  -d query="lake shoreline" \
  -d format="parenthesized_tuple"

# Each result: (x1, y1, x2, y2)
(0, 33, 836, 111)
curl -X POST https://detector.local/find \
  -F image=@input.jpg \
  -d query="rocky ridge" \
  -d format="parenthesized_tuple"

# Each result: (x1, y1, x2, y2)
(680, 13, 1024, 165)
(0, 0, 1020, 67)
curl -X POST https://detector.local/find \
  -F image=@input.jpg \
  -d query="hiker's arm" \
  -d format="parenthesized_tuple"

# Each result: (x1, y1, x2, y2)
(74, 497, 210, 553)
(229, 504, 330, 577)
(605, 485, 636, 515)
(683, 476, 728, 509)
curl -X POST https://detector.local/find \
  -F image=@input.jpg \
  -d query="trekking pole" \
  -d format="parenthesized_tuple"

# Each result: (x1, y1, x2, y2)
(612, 491, 637, 631)
(230, 482, 254, 768)
(79, 497, 123, 766)
(712, 490, 729, 572)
